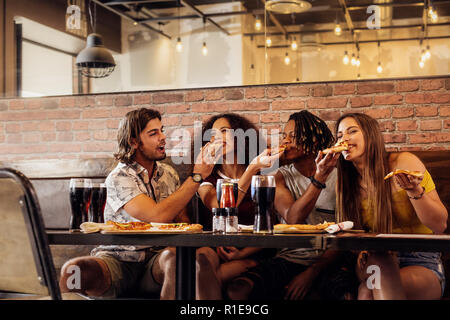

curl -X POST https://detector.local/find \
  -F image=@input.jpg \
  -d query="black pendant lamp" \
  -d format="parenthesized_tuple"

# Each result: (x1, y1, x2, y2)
(76, 33, 115, 78)
(76, 1, 115, 78)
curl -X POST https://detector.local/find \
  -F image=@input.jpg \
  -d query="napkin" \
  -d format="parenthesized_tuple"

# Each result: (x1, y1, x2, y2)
(325, 221, 354, 234)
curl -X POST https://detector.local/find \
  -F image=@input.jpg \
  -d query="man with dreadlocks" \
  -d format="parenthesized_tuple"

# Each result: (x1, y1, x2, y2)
(226, 110, 356, 300)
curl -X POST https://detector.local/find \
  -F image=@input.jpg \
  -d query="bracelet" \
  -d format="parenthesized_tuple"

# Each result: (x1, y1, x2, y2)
(309, 176, 326, 189)
(237, 185, 246, 194)
(408, 186, 425, 200)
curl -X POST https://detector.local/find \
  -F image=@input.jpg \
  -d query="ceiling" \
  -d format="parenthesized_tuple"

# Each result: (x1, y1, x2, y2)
(93, 0, 450, 43)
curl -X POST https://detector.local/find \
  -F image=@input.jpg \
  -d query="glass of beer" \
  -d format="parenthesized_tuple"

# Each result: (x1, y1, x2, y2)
(251, 175, 276, 234)
(69, 178, 93, 232)
(89, 182, 107, 223)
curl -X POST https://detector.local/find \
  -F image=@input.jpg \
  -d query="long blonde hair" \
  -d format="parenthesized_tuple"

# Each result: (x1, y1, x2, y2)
(335, 113, 392, 233)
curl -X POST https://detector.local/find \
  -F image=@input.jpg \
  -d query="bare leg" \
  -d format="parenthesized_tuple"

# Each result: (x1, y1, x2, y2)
(217, 259, 259, 284)
(196, 247, 222, 300)
(152, 247, 177, 300)
(400, 266, 442, 300)
(59, 256, 111, 297)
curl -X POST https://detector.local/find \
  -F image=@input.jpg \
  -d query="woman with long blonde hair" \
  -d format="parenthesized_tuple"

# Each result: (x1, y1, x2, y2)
(335, 113, 447, 300)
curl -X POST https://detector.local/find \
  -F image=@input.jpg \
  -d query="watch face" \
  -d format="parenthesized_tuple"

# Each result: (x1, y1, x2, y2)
(193, 174, 202, 182)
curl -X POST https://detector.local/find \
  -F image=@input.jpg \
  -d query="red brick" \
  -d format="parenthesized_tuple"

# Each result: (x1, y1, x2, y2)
(378, 120, 395, 132)
(261, 113, 280, 123)
(9, 100, 24, 110)
(162, 116, 180, 126)
(446, 79, 450, 90)
(307, 97, 347, 109)
(24, 99, 42, 110)
(81, 109, 110, 119)
(374, 95, 403, 105)
(76, 96, 96, 108)
(181, 116, 197, 126)
(89, 121, 107, 130)
(318, 110, 341, 121)
(153, 92, 184, 104)
(5, 123, 21, 133)
(334, 83, 355, 95)
(38, 122, 55, 132)
(60, 97, 77, 108)
(46, 110, 81, 120)
(0, 134, 5, 143)
(397, 120, 417, 131)
(364, 108, 391, 119)
(420, 120, 441, 131)
(421, 79, 444, 91)
(267, 87, 288, 99)
(230, 101, 270, 111)
(431, 92, 450, 103)
(288, 85, 310, 97)
(272, 99, 305, 110)
(204, 90, 224, 101)
(439, 106, 450, 117)
(191, 102, 229, 113)
(350, 96, 372, 108)
(95, 96, 114, 106)
(396, 80, 419, 92)
(408, 133, 436, 144)
(93, 131, 109, 141)
(107, 119, 120, 129)
(41, 99, 59, 110)
(57, 132, 74, 142)
(72, 121, 90, 131)
(133, 94, 151, 105)
(383, 133, 406, 143)
(415, 106, 438, 117)
(185, 91, 204, 102)
(75, 132, 90, 141)
(405, 93, 433, 104)
(49, 144, 82, 153)
(22, 122, 39, 132)
(224, 89, 244, 100)
(41, 132, 56, 142)
(56, 121, 72, 131)
(166, 104, 190, 114)
(114, 95, 133, 106)
(7, 134, 23, 144)
(392, 107, 414, 118)
(444, 119, 450, 129)
(245, 87, 265, 99)
(83, 142, 116, 152)
(312, 85, 333, 97)
(357, 82, 394, 94)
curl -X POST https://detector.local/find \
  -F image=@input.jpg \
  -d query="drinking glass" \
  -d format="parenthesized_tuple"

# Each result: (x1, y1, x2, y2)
(89, 182, 107, 223)
(251, 175, 276, 234)
(69, 178, 92, 232)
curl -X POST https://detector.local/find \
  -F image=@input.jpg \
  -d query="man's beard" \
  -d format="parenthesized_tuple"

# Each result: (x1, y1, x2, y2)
(139, 146, 166, 162)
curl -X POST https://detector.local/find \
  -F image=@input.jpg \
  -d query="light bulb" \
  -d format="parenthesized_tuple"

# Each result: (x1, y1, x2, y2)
(202, 42, 208, 56)
(351, 54, 356, 66)
(255, 18, 262, 31)
(334, 24, 342, 36)
(424, 46, 431, 60)
(428, 7, 434, 16)
(356, 56, 360, 67)
(377, 63, 383, 73)
(284, 53, 290, 65)
(266, 37, 272, 47)
(133, 21, 138, 26)
(176, 37, 183, 53)
(343, 51, 349, 65)
(419, 60, 425, 68)
(291, 40, 298, 51)
(431, 13, 438, 23)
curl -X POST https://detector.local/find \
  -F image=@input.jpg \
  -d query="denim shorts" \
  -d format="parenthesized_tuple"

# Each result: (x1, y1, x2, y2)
(397, 251, 446, 297)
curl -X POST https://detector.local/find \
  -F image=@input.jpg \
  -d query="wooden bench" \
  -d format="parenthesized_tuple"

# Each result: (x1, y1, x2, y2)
(1, 150, 448, 299)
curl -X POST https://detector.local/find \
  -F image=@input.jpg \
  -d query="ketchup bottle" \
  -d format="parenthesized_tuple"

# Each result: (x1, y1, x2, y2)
(220, 183, 236, 208)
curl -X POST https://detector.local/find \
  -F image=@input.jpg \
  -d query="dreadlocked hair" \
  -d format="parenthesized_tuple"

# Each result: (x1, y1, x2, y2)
(288, 110, 335, 155)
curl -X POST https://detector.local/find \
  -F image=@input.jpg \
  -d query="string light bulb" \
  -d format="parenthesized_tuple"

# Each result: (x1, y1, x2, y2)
(334, 23, 342, 36)
(419, 60, 425, 68)
(424, 45, 431, 60)
(377, 62, 383, 73)
(284, 52, 290, 65)
(351, 53, 357, 66)
(291, 38, 298, 51)
(266, 37, 272, 47)
(202, 42, 208, 56)
(176, 37, 183, 53)
(343, 51, 349, 65)
(255, 17, 262, 31)
(356, 55, 360, 67)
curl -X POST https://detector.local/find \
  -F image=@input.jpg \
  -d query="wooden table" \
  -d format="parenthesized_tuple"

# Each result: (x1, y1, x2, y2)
(46, 230, 450, 300)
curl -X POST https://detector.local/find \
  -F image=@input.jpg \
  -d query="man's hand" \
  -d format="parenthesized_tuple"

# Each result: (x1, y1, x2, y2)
(314, 150, 340, 183)
(193, 142, 222, 179)
(284, 267, 317, 300)
(216, 246, 242, 261)
(249, 148, 285, 172)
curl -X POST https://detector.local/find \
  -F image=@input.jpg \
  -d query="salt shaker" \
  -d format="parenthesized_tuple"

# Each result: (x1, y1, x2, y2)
(225, 208, 238, 234)
(212, 208, 226, 234)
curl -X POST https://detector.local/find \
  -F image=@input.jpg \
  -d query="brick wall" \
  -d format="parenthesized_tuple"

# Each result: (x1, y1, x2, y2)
(0, 77, 449, 161)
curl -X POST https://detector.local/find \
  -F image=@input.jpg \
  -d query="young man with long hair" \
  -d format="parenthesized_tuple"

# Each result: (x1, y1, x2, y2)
(59, 108, 222, 299)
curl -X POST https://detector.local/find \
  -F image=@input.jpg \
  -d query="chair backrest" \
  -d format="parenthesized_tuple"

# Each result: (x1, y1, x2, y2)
(0, 168, 61, 299)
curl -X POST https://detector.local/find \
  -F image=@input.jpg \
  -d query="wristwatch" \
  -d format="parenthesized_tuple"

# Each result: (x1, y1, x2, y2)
(191, 173, 203, 184)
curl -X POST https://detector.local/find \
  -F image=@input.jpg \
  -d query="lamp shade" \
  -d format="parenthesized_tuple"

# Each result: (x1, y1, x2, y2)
(76, 33, 116, 78)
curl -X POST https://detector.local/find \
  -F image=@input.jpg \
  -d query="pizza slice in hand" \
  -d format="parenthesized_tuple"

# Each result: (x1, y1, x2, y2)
(322, 140, 348, 154)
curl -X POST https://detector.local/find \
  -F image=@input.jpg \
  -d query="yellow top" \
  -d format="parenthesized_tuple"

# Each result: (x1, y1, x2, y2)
(361, 170, 435, 234)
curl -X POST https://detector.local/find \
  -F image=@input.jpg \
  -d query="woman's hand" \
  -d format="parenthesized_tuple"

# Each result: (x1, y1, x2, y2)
(284, 267, 317, 300)
(314, 151, 340, 182)
(249, 148, 285, 172)
(216, 246, 242, 261)
(394, 172, 424, 195)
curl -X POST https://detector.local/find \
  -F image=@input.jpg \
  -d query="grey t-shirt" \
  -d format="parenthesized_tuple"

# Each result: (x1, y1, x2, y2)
(275, 164, 337, 265)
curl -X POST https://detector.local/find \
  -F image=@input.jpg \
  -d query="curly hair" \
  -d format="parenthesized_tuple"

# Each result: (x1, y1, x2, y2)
(114, 108, 161, 164)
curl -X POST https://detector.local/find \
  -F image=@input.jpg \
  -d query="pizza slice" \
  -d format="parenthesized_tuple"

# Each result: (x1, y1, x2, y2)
(322, 140, 348, 154)
(383, 169, 424, 180)
(268, 144, 288, 156)
(106, 221, 153, 231)
(274, 221, 335, 231)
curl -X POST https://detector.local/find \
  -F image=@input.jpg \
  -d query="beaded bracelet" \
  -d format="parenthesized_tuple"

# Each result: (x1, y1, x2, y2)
(309, 176, 326, 189)
(408, 186, 425, 200)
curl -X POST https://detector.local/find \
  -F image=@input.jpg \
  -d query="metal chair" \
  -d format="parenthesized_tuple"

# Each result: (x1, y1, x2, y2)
(0, 167, 62, 299)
